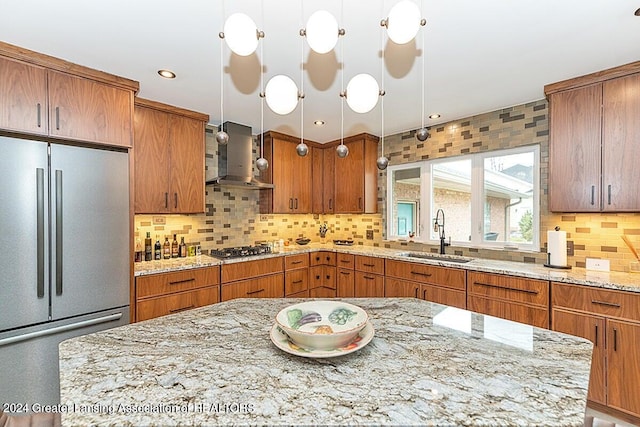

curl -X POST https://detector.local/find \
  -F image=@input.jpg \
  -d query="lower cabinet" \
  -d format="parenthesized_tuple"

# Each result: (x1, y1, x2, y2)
(135, 266, 220, 322)
(467, 271, 549, 328)
(552, 282, 640, 418)
(336, 254, 355, 297)
(284, 253, 309, 297)
(309, 252, 337, 297)
(354, 255, 385, 297)
(221, 257, 284, 301)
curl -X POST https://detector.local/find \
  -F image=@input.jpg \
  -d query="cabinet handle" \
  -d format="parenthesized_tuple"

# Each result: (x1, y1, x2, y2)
(607, 184, 612, 205)
(329, 198, 333, 210)
(294, 198, 298, 209)
(36, 103, 42, 128)
(316, 256, 320, 261)
(339, 271, 351, 276)
(473, 281, 539, 295)
(423, 288, 428, 299)
(591, 299, 620, 308)
(363, 275, 375, 280)
(55, 170, 63, 296)
(613, 328, 618, 352)
(591, 185, 595, 206)
(594, 324, 598, 347)
(169, 278, 195, 286)
(291, 260, 303, 265)
(292, 280, 303, 284)
(414, 287, 419, 298)
(55, 107, 60, 130)
(36, 168, 45, 298)
(325, 275, 331, 280)
(315, 275, 321, 280)
(326, 256, 331, 262)
(363, 263, 375, 267)
(289, 198, 294, 209)
(165, 192, 169, 209)
(411, 271, 432, 277)
(246, 288, 265, 295)
(169, 305, 195, 314)
(359, 197, 362, 210)
(174, 193, 178, 209)
(340, 259, 351, 264)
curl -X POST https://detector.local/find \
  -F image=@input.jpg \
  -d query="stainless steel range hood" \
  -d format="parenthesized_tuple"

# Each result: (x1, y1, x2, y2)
(206, 121, 274, 189)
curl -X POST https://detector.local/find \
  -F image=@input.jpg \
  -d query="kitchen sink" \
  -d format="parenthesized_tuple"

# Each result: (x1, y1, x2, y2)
(399, 252, 474, 264)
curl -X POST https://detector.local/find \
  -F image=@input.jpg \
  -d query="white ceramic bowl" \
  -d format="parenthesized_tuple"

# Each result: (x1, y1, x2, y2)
(275, 301, 368, 350)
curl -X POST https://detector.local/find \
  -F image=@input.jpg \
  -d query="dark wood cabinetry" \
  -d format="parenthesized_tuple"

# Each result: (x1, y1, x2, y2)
(221, 257, 284, 301)
(284, 253, 309, 297)
(354, 255, 384, 297)
(134, 98, 208, 214)
(332, 134, 379, 214)
(545, 60, 640, 212)
(309, 251, 337, 297)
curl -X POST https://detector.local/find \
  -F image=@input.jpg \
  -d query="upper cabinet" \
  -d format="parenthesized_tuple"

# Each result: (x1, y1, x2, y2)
(134, 98, 209, 214)
(259, 132, 312, 214)
(545, 61, 640, 212)
(332, 134, 379, 214)
(311, 146, 335, 214)
(0, 41, 138, 148)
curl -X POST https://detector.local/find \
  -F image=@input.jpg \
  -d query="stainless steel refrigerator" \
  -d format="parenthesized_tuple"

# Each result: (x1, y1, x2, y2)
(0, 135, 130, 409)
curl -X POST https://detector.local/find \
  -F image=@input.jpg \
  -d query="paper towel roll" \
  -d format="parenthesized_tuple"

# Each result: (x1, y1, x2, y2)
(547, 230, 567, 267)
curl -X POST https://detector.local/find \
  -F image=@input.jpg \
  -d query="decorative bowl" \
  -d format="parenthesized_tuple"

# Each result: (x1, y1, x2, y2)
(295, 238, 311, 245)
(275, 301, 368, 350)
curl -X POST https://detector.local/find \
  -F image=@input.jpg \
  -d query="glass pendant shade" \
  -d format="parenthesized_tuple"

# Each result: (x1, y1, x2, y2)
(305, 10, 339, 54)
(265, 75, 299, 115)
(346, 74, 380, 114)
(386, 0, 422, 45)
(256, 157, 269, 171)
(223, 13, 259, 56)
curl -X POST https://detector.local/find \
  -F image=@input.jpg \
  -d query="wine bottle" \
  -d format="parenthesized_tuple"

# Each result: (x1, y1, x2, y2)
(144, 232, 152, 261)
(154, 235, 162, 260)
(179, 237, 187, 258)
(171, 234, 179, 258)
(163, 237, 171, 259)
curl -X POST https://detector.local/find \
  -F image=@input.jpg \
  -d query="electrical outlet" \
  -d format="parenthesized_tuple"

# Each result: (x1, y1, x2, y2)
(366, 230, 374, 240)
(586, 258, 610, 272)
(152, 216, 166, 225)
(260, 215, 269, 222)
(567, 240, 574, 256)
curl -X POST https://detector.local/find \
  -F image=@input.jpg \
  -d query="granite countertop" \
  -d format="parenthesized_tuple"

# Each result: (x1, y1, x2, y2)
(134, 243, 640, 293)
(59, 298, 591, 426)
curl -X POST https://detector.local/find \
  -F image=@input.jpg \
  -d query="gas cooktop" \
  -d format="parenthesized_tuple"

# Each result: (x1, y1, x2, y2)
(210, 245, 272, 259)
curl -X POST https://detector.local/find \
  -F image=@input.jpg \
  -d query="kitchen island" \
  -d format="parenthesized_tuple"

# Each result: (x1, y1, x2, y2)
(59, 298, 592, 426)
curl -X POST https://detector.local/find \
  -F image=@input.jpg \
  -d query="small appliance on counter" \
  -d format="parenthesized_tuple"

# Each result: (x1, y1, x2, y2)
(544, 226, 571, 269)
(210, 245, 272, 259)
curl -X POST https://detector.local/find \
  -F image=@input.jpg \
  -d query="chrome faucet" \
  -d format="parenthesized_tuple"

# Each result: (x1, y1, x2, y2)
(433, 209, 449, 255)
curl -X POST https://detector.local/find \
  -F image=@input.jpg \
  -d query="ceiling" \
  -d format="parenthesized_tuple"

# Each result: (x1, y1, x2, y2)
(1, 1, 638, 143)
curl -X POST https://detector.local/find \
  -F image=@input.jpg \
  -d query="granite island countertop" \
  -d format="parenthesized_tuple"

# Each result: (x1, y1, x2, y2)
(134, 243, 640, 293)
(59, 298, 592, 426)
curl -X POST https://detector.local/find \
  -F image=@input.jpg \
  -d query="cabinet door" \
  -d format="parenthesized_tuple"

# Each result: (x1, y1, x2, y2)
(421, 284, 466, 310)
(384, 277, 419, 298)
(602, 74, 640, 211)
(0, 57, 48, 135)
(48, 71, 132, 147)
(336, 268, 355, 297)
(335, 139, 364, 213)
(548, 85, 602, 212)
(311, 147, 324, 214)
(292, 142, 312, 213)
(552, 308, 606, 405)
(221, 273, 284, 301)
(323, 147, 335, 213)
(607, 319, 640, 417)
(169, 114, 205, 213)
(354, 272, 384, 297)
(271, 139, 295, 212)
(285, 268, 308, 296)
(134, 106, 171, 213)
(136, 286, 219, 322)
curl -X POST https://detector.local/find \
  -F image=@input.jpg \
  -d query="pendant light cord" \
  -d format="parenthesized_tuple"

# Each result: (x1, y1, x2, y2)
(340, 0, 344, 146)
(260, 0, 264, 157)
(380, 0, 385, 155)
(300, 1, 304, 145)
(220, 0, 225, 128)
(420, 0, 425, 130)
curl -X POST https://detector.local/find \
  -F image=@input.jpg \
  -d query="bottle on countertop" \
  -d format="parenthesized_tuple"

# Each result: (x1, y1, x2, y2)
(144, 232, 152, 262)
(179, 237, 187, 258)
(154, 235, 162, 260)
(171, 234, 179, 258)
(163, 237, 171, 259)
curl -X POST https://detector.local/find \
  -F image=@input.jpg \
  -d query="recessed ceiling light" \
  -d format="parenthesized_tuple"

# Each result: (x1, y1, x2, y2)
(429, 113, 441, 119)
(314, 120, 325, 126)
(157, 69, 176, 79)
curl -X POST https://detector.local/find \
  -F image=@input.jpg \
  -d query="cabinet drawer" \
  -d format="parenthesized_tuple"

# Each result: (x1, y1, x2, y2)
(221, 257, 283, 283)
(467, 295, 549, 328)
(136, 267, 220, 299)
(285, 269, 308, 295)
(337, 268, 355, 297)
(354, 271, 384, 297)
(386, 259, 465, 290)
(136, 286, 219, 322)
(355, 255, 384, 275)
(285, 253, 309, 270)
(310, 251, 336, 266)
(421, 284, 466, 310)
(336, 253, 355, 269)
(221, 273, 284, 301)
(468, 272, 549, 307)
(552, 282, 640, 322)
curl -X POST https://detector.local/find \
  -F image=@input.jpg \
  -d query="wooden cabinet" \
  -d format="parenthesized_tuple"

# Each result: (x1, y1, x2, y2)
(552, 282, 640, 418)
(336, 253, 355, 297)
(221, 257, 284, 301)
(134, 98, 208, 214)
(0, 42, 138, 147)
(545, 61, 640, 212)
(467, 271, 549, 328)
(308, 251, 336, 297)
(385, 259, 466, 309)
(311, 146, 336, 214)
(135, 266, 220, 321)
(259, 132, 312, 213)
(285, 253, 309, 297)
(333, 134, 379, 213)
(354, 255, 384, 297)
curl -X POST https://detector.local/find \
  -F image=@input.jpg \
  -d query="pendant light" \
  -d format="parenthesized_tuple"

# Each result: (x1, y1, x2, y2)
(381, 0, 425, 45)
(222, 13, 264, 56)
(377, 0, 389, 170)
(256, 1, 268, 172)
(416, 0, 430, 142)
(216, 3, 229, 146)
(296, 1, 308, 157)
(301, 10, 344, 54)
(336, 1, 349, 159)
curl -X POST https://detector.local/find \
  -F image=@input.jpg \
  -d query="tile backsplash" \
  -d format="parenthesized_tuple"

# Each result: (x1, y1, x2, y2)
(134, 101, 640, 272)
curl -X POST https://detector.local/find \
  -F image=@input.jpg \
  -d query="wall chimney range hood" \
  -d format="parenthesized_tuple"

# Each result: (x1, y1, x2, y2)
(206, 122, 274, 189)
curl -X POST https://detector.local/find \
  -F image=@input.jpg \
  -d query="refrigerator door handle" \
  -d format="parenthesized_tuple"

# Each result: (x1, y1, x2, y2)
(0, 312, 123, 347)
(36, 168, 45, 298)
(55, 170, 63, 296)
